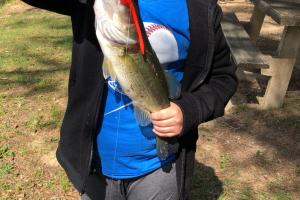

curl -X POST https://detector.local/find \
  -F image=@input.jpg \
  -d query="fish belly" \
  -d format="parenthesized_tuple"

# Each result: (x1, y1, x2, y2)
(112, 52, 170, 112)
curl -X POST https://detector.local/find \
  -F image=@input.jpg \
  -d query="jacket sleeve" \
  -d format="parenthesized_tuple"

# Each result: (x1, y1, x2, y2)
(174, 4, 238, 136)
(21, 0, 72, 16)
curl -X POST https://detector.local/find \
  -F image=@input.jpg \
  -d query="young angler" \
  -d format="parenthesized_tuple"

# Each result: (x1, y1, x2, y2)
(22, 0, 238, 199)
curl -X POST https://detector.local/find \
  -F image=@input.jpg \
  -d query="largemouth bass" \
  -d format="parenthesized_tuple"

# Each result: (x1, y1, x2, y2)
(94, 0, 180, 160)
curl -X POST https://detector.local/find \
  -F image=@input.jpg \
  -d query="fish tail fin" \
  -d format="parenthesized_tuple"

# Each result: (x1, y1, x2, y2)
(164, 71, 181, 100)
(156, 137, 179, 160)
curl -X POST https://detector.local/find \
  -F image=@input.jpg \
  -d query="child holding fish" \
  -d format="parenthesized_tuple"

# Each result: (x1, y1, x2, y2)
(22, 0, 238, 199)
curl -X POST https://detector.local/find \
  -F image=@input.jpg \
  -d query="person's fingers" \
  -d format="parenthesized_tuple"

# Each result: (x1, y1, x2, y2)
(153, 126, 174, 133)
(152, 129, 177, 138)
(151, 117, 176, 127)
(150, 107, 177, 121)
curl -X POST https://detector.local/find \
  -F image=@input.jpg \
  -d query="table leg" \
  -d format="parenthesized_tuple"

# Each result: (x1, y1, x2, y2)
(246, 2, 266, 42)
(261, 26, 300, 108)
(277, 26, 300, 58)
(261, 57, 295, 109)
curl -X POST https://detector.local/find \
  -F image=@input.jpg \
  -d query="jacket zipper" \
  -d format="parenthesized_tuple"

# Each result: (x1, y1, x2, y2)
(82, 82, 105, 193)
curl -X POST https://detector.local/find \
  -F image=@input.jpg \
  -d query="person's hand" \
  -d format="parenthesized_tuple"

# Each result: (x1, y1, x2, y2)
(150, 102, 183, 138)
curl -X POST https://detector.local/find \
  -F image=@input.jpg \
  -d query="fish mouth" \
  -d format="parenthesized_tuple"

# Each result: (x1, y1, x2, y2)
(99, 19, 137, 46)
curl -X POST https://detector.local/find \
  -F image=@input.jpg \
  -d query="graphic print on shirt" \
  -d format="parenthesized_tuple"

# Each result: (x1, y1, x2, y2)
(104, 22, 179, 116)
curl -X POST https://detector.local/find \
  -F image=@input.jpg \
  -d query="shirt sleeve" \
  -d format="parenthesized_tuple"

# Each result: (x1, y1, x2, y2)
(173, 4, 238, 136)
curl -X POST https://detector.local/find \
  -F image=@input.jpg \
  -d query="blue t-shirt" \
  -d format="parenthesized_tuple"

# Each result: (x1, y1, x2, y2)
(96, 0, 190, 179)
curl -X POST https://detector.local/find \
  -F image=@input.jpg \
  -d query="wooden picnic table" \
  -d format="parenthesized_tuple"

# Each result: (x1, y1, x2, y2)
(246, 0, 300, 108)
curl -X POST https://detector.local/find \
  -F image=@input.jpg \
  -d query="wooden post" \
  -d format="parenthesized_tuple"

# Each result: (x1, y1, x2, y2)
(246, 1, 267, 42)
(261, 57, 295, 109)
(261, 26, 300, 108)
(296, 51, 300, 70)
(277, 26, 300, 58)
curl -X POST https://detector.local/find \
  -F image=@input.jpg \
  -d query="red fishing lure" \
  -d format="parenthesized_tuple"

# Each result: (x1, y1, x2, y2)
(120, 0, 145, 55)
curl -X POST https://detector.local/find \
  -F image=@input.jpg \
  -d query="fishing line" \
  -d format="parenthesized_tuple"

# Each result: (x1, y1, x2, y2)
(124, 1, 131, 65)
(111, 3, 132, 176)
(104, 101, 133, 116)
(112, 96, 122, 177)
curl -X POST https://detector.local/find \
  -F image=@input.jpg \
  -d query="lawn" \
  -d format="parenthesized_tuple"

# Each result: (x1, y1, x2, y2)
(0, 1, 299, 200)
(0, 1, 76, 199)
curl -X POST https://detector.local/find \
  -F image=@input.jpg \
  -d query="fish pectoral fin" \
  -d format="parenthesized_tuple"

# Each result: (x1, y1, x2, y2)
(133, 105, 151, 127)
(102, 57, 117, 81)
(102, 60, 110, 80)
(164, 71, 181, 100)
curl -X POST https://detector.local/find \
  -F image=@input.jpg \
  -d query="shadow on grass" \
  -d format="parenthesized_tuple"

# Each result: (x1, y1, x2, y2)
(191, 161, 223, 200)
(0, 13, 72, 97)
(225, 85, 300, 165)
(0, 66, 68, 96)
(28, 35, 73, 50)
(4, 16, 71, 31)
(0, 7, 72, 82)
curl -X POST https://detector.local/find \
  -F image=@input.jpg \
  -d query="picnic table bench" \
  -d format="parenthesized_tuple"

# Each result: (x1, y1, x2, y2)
(221, 0, 300, 109)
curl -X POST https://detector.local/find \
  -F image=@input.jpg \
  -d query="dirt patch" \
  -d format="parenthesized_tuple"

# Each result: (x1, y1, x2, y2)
(195, 94, 300, 199)
(1, 0, 299, 199)
(40, 150, 59, 167)
(0, 1, 34, 16)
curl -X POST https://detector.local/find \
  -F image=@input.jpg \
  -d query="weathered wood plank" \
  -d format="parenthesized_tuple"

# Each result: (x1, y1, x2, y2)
(221, 12, 269, 69)
(256, 0, 300, 26)
(246, 1, 266, 42)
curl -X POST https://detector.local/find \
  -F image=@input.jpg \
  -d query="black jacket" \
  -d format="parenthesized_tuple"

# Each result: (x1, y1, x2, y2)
(22, 0, 237, 199)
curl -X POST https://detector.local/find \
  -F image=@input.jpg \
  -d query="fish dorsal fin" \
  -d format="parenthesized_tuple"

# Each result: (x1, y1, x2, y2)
(102, 57, 117, 81)
(133, 104, 151, 127)
(164, 71, 181, 99)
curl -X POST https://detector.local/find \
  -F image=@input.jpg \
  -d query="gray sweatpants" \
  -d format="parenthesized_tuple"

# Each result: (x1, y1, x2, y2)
(80, 162, 178, 200)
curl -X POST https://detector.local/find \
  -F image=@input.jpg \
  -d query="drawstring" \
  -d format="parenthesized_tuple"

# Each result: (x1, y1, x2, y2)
(120, 179, 132, 199)
(120, 180, 126, 197)
(120, 179, 130, 199)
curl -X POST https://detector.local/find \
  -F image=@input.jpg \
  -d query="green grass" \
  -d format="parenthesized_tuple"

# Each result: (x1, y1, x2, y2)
(0, 105, 4, 117)
(0, 0, 13, 7)
(271, 192, 292, 200)
(0, 144, 15, 159)
(0, 163, 13, 177)
(25, 115, 43, 132)
(48, 106, 64, 129)
(220, 153, 232, 171)
(239, 187, 254, 200)
(59, 171, 71, 192)
(0, 6, 71, 97)
(45, 180, 55, 189)
(0, 2, 75, 198)
(2, 10, 69, 58)
(254, 150, 270, 167)
(0, 181, 11, 190)
(1, 1, 300, 200)
(268, 180, 294, 200)
(0, 144, 9, 158)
